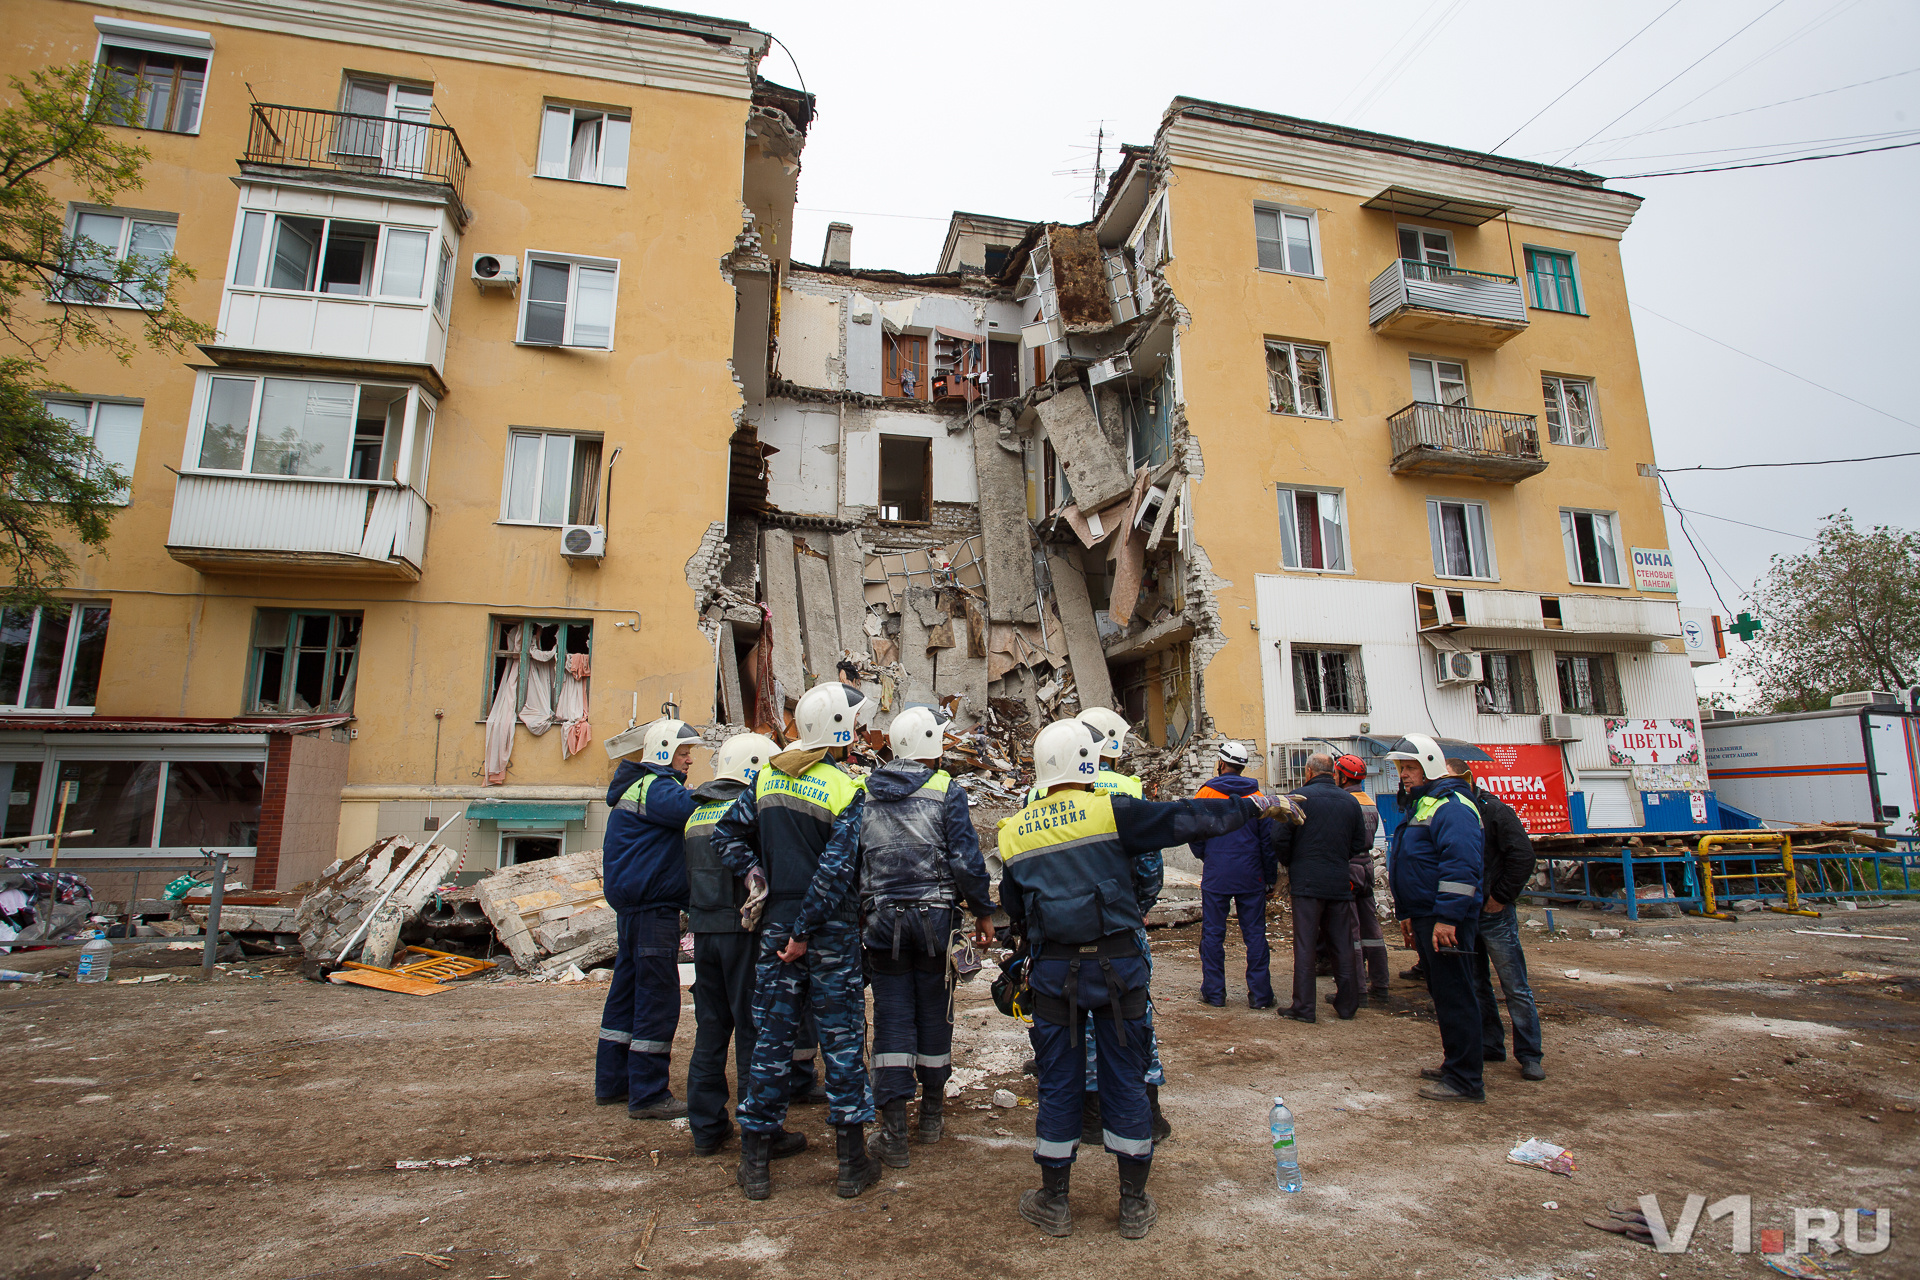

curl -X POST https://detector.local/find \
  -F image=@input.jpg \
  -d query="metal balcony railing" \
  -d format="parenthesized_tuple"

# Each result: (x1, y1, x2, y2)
(1389, 401, 1542, 466)
(1369, 258, 1528, 328)
(244, 104, 470, 205)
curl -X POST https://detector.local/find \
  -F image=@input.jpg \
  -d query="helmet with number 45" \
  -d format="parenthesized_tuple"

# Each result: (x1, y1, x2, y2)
(1030, 718, 1106, 793)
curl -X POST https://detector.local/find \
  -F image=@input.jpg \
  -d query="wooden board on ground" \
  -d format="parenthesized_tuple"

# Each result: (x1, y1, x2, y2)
(328, 969, 453, 997)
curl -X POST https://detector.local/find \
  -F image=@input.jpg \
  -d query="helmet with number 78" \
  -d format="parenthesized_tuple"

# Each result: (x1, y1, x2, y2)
(792, 681, 873, 752)
(1076, 707, 1132, 761)
(1030, 718, 1106, 792)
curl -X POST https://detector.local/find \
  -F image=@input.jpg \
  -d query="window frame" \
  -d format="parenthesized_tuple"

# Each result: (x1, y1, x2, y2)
(1396, 224, 1455, 269)
(94, 25, 210, 135)
(183, 372, 433, 485)
(1427, 497, 1497, 580)
(1265, 339, 1333, 419)
(0, 602, 112, 714)
(245, 609, 362, 716)
(1276, 485, 1350, 573)
(1290, 644, 1366, 715)
(1254, 203, 1321, 278)
(484, 616, 594, 720)
(516, 252, 619, 349)
(57, 205, 177, 309)
(1560, 507, 1624, 587)
(40, 396, 143, 504)
(498, 428, 604, 527)
(535, 102, 632, 187)
(1524, 245, 1585, 315)
(1542, 374, 1603, 448)
(1476, 650, 1540, 716)
(226, 210, 439, 304)
(499, 828, 568, 867)
(1409, 356, 1470, 407)
(1554, 650, 1625, 716)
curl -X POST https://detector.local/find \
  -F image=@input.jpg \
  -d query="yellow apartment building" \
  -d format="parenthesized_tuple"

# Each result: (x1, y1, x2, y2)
(2, 0, 808, 893)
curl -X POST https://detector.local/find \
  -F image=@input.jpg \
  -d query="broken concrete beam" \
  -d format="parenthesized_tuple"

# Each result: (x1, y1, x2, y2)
(896, 592, 939, 709)
(292, 835, 462, 965)
(793, 539, 840, 681)
(534, 905, 617, 954)
(759, 527, 807, 701)
(934, 644, 988, 731)
(1046, 550, 1116, 713)
(972, 416, 1040, 624)
(537, 934, 619, 975)
(1035, 387, 1133, 513)
(827, 532, 870, 663)
(473, 848, 611, 967)
(717, 619, 746, 726)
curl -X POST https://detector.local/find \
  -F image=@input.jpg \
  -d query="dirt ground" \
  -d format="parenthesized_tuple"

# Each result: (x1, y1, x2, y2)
(4, 907, 1917, 1280)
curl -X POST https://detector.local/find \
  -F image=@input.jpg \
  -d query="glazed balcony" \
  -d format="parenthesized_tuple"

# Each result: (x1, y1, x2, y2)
(1388, 402, 1546, 483)
(1368, 259, 1528, 348)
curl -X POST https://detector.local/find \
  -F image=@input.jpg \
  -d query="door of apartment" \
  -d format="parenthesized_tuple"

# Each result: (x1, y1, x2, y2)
(339, 79, 432, 176)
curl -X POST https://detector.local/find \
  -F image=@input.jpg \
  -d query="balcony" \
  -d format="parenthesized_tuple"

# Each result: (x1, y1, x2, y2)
(166, 475, 430, 579)
(1368, 260, 1528, 348)
(1388, 402, 1546, 483)
(244, 104, 470, 210)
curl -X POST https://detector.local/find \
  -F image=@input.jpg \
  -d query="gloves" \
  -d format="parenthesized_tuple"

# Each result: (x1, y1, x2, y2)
(740, 866, 769, 931)
(1255, 793, 1306, 825)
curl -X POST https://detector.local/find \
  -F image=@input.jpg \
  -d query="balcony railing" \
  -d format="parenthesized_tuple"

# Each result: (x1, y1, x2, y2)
(244, 104, 469, 206)
(166, 474, 430, 579)
(1388, 402, 1546, 483)
(1369, 259, 1528, 346)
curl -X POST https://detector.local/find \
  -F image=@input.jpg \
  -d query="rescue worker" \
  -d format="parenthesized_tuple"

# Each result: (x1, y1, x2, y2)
(595, 717, 702, 1119)
(1003, 719, 1295, 1239)
(1386, 733, 1487, 1102)
(1336, 753, 1392, 998)
(859, 705, 997, 1167)
(1192, 742, 1283, 1008)
(712, 681, 879, 1201)
(681, 731, 810, 1160)
(1273, 753, 1369, 1023)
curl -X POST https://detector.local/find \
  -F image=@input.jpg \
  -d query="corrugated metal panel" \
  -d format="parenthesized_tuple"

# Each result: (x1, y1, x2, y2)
(1367, 261, 1526, 326)
(168, 474, 425, 569)
(1560, 594, 1681, 637)
(1461, 589, 1542, 629)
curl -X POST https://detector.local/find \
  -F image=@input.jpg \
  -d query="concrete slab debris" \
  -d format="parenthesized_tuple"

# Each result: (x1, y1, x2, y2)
(971, 415, 1039, 624)
(292, 836, 461, 968)
(1034, 387, 1133, 514)
(1045, 550, 1115, 712)
(793, 537, 841, 680)
(759, 527, 806, 699)
(473, 849, 613, 968)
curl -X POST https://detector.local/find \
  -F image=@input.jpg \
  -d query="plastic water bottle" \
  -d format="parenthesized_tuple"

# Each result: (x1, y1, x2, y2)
(1270, 1095, 1299, 1192)
(75, 936, 112, 983)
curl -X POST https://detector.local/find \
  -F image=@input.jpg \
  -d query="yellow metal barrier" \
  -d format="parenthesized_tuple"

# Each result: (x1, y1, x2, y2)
(1687, 832, 1822, 920)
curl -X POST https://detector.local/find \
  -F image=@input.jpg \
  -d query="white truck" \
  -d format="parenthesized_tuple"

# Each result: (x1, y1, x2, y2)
(1702, 692, 1919, 835)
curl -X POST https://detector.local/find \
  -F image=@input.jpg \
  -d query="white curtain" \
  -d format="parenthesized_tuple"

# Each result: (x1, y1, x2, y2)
(519, 633, 558, 734)
(483, 624, 521, 785)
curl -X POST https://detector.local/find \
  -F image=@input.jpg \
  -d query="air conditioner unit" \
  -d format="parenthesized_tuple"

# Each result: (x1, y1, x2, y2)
(1541, 714, 1580, 742)
(560, 524, 605, 559)
(1434, 650, 1483, 686)
(1830, 690, 1897, 708)
(471, 253, 519, 288)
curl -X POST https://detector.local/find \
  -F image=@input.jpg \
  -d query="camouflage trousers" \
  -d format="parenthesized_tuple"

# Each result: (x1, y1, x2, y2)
(737, 921, 874, 1132)
(1084, 927, 1165, 1090)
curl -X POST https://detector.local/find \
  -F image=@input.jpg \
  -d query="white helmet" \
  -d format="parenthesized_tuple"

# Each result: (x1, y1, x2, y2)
(1217, 741, 1252, 767)
(1387, 732, 1448, 781)
(1077, 707, 1131, 761)
(792, 680, 873, 752)
(889, 705, 949, 763)
(713, 732, 780, 785)
(1031, 718, 1105, 792)
(607, 716, 701, 768)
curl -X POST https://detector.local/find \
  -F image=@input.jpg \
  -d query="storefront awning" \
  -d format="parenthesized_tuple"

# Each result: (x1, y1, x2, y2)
(466, 800, 587, 829)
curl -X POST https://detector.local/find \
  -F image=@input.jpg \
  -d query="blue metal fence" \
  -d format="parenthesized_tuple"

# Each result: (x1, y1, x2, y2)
(1521, 839, 1919, 921)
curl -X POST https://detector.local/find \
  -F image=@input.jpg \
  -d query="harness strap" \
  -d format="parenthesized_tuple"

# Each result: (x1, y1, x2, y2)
(1097, 957, 1129, 1051)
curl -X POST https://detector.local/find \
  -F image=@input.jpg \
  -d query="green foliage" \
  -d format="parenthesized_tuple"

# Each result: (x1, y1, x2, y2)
(1740, 512, 1920, 713)
(0, 62, 215, 608)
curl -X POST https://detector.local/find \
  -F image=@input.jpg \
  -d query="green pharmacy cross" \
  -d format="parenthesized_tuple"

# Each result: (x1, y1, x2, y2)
(1728, 612, 1763, 642)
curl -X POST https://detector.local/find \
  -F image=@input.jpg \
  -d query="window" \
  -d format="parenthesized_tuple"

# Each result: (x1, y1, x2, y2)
(248, 610, 360, 714)
(0, 604, 110, 712)
(1410, 357, 1468, 406)
(433, 240, 455, 315)
(1105, 251, 1139, 323)
(878, 436, 931, 522)
(537, 104, 631, 186)
(1277, 487, 1347, 571)
(488, 618, 592, 717)
(1526, 248, 1582, 313)
(2, 761, 44, 840)
(1428, 498, 1495, 580)
(51, 758, 262, 851)
(1255, 206, 1318, 276)
(1556, 651, 1623, 715)
(230, 212, 434, 300)
(883, 334, 928, 399)
(1127, 376, 1171, 471)
(43, 399, 142, 502)
(99, 45, 206, 133)
(194, 375, 421, 481)
(501, 831, 564, 865)
(59, 208, 175, 307)
(983, 245, 1011, 276)
(1398, 226, 1453, 268)
(337, 79, 433, 174)
(1476, 651, 1539, 715)
(1542, 375, 1601, 447)
(501, 431, 603, 526)
(519, 255, 617, 348)
(1266, 341, 1331, 417)
(1561, 508, 1622, 586)
(1292, 646, 1364, 714)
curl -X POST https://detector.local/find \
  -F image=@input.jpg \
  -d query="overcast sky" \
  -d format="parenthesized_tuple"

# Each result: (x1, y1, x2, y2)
(727, 0, 1919, 698)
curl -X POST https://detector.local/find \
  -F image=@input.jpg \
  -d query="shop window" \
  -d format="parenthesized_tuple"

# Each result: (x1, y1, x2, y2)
(0, 604, 110, 712)
(52, 757, 262, 850)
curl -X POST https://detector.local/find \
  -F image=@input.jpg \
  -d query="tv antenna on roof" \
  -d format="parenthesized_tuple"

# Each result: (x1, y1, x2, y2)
(1051, 121, 1112, 218)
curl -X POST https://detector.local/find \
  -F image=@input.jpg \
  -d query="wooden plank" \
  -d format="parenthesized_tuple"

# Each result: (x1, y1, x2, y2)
(329, 969, 453, 997)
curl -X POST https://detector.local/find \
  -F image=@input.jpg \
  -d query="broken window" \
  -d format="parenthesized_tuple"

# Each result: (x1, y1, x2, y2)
(877, 435, 931, 523)
(0, 604, 110, 711)
(1427, 499, 1495, 580)
(536, 103, 631, 186)
(249, 610, 360, 714)
(520, 255, 617, 348)
(983, 245, 1011, 276)
(1555, 651, 1623, 715)
(501, 430, 603, 525)
(1476, 650, 1539, 715)
(1292, 646, 1364, 714)
(1266, 341, 1331, 417)
(1127, 376, 1172, 471)
(1542, 375, 1601, 448)
(883, 334, 927, 400)
(1410, 358, 1469, 407)
(1255, 206, 1318, 276)
(1526, 247, 1582, 313)
(1397, 226, 1454, 271)
(487, 617, 592, 718)
(231, 211, 432, 299)
(1560, 508, 1622, 586)
(195, 374, 417, 482)
(501, 831, 564, 865)
(1105, 251, 1138, 323)
(1277, 487, 1346, 571)
(100, 43, 206, 133)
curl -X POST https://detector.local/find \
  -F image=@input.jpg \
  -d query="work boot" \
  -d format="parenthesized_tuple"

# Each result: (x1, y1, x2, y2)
(628, 1094, 688, 1120)
(868, 1099, 911, 1169)
(1146, 1084, 1172, 1143)
(736, 1131, 772, 1201)
(834, 1124, 883, 1198)
(1080, 1090, 1103, 1142)
(593, 1091, 628, 1107)
(1117, 1158, 1158, 1239)
(1018, 1163, 1073, 1237)
(916, 1091, 945, 1144)
(1521, 1060, 1547, 1082)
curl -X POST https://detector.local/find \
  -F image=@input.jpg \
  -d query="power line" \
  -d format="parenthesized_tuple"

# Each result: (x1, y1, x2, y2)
(1664, 501, 1810, 541)
(1607, 136, 1920, 176)
(1549, 64, 1920, 153)
(1632, 303, 1920, 432)
(1662, 451, 1920, 472)
(1347, 0, 1475, 126)
(1332, 0, 1449, 120)
(1491, 0, 1687, 152)
(1660, 472, 1735, 615)
(1556, 0, 1792, 165)
(1590, 126, 1920, 165)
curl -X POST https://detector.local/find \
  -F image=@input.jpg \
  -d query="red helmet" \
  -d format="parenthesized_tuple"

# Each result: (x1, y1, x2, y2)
(1334, 753, 1367, 786)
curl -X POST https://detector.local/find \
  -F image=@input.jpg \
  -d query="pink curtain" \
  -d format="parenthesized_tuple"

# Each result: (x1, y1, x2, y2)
(559, 653, 591, 758)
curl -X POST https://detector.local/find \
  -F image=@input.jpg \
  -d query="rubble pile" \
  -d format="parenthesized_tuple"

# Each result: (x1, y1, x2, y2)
(474, 849, 618, 975)
(293, 836, 460, 970)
